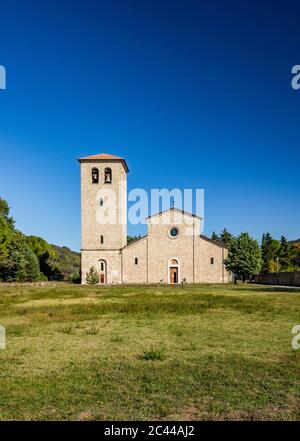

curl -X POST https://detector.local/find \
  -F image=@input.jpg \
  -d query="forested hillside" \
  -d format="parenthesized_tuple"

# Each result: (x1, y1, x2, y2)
(0, 197, 80, 282)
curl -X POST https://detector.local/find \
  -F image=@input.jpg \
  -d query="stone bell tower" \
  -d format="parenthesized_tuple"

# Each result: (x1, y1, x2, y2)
(78, 153, 129, 284)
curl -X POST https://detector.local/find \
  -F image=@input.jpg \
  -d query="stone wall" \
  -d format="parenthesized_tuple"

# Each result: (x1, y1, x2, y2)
(122, 237, 148, 283)
(81, 250, 122, 284)
(80, 161, 127, 251)
(194, 236, 230, 283)
(254, 272, 300, 286)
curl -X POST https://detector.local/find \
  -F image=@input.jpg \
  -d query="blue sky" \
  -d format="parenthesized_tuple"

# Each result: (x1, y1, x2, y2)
(0, 0, 299, 251)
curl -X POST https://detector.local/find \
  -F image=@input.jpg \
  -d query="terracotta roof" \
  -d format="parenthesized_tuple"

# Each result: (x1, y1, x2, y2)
(78, 153, 129, 172)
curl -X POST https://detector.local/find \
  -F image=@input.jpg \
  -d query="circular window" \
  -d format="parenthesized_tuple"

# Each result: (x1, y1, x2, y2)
(170, 227, 179, 238)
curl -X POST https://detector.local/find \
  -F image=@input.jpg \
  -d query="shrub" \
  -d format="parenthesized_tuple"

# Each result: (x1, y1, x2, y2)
(70, 269, 81, 284)
(86, 266, 99, 285)
(140, 345, 166, 361)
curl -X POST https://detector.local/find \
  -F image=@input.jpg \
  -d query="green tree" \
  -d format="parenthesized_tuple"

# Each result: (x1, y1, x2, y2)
(219, 228, 234, 248)
(4, 231, 41, 282)
(23, 247, 41, 281)
(211, 231, 220, 242)
(278, 235, 294, 271)
(0, 196, 79, 282)
(39, 251, 63, 281)
(86, 266, 99, 285)
(51, 245, 80, 280)
(70, 269, 81, 284)
(261, 233, 281, 273)
(0, 199, 42, 282)
(225, 232, 262, 282)
(26, 236, 56, 260)
(292, 244, 300, 270)
(127, 235, 141, 245)
(0, 198, 15, 229)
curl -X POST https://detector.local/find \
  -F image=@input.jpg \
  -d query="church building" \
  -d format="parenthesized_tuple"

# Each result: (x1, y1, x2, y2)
(79, 153, 230, 284)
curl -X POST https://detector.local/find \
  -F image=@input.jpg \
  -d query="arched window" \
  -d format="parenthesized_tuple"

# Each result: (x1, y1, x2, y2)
(170, 259, 178, 265)
(104, 167, 112, 184)
(92, 168, 99, 184)
(135, 257, 138, 265)
(210, 257, 214, 265)
(100, 235, 104, 244)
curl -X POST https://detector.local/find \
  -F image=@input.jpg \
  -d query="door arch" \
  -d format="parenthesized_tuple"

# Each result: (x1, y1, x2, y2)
(98, 259, 107, 284)
(168, 258, 180, 284)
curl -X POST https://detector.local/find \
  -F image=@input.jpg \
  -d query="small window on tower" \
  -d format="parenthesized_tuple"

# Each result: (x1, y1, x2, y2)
(104, 167, 112, 184)
(100, 235, 104, 244)
(99, 198, 104, 206)
(92, 168, 99, 184)
(210, 257, 214, 265)
(135, 258, 138, 265)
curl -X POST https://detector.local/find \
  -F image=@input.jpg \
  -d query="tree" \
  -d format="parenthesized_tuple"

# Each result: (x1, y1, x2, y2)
(4, 231, 42, 282)
(211, 229, 234, 248)
(127, 235, 141, 245)
(39, 251, 63, 281)
(225, 232, 262, 282)
(278, 235, 294, 271)
(23, 247, 41, 281)
(211, 231, 219, 242)
(0, 199, 43, 282)
(70, 269, 81, 284)
(0, 198, 15, 229)
(261, 233, 280, 273)
(219, 228, 234, 248)
(26, 235, 55, 260)
(86, 266, 99, 285)
(51, 245, 80, 280)
(292, 243, 300, 270)
(0, 196, 79, 282)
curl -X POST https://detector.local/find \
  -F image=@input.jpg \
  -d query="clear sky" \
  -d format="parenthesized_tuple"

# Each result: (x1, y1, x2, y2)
(0, 0, 299, 251)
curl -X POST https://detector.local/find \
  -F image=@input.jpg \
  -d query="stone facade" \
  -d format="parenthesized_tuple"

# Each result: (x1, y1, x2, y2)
(79, 153, 230, 284)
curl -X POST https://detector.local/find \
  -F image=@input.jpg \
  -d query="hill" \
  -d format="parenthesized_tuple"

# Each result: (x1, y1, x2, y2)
(51, 244, 80, 280)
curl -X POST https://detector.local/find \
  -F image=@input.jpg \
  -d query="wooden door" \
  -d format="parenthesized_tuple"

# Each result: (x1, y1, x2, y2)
(170, 267, 178, 284)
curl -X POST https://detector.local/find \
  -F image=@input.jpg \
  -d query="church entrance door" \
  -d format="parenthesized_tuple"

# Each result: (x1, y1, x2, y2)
(170, 267, 178, 284)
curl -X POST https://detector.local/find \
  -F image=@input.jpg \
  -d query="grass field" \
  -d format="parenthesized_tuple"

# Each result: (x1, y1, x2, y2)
(0, 283, 299, 421)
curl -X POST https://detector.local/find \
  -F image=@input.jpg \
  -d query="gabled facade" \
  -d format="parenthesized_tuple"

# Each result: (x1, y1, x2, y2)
(79, 153, 230, 284)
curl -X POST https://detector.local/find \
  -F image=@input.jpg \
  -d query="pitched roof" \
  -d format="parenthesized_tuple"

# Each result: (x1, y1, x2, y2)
(78, 153, 129, 172)
(121, 235, 148, 250)
(146, 206, 202, 220)
(200, 235, 229, 249)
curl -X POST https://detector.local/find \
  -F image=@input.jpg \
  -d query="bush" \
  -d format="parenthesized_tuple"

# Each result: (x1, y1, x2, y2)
(86, 266, 99, 285)
(140, 345, 166, 361)
(70, 269, 81, 284)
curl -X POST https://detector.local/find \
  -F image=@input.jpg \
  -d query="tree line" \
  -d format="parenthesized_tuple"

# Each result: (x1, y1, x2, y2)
(0, 197, 80, 283)
(1, 196, 299, 284)
(211, 229, 300, 282)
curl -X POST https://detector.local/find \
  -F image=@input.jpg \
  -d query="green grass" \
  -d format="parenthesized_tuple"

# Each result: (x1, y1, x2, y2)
(0, 283, 300, 421)
(140, 345, 166, 361)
